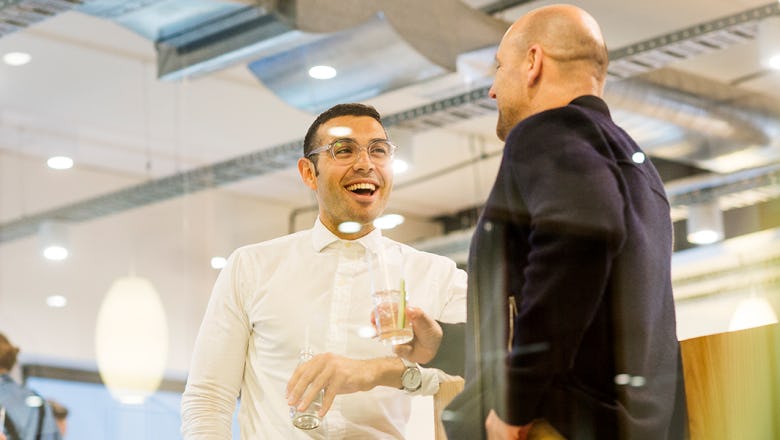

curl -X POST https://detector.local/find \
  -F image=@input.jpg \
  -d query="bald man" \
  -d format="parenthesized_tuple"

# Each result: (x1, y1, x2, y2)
(396, 5, 688, 440)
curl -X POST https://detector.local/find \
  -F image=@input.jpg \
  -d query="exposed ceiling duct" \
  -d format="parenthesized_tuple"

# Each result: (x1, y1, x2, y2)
(0, 0, 86, 36)
(1, 1, 780, 251)
(167, 0, 509, 111)
(79, 0, 258, 42)
(2, 69, 779, 243)
(245, 13, 452, 113)
(605, 2, 778, 79)
(605, 72, 780, 174)
(75, 0, 510, 111)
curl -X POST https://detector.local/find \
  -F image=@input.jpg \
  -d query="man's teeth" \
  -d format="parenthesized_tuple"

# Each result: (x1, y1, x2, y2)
(346, 183, 376, 192)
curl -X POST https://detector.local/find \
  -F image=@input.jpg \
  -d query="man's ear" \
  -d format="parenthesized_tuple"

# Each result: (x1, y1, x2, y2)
(298, 157, 318, 190)
(527, 44, 543, 86)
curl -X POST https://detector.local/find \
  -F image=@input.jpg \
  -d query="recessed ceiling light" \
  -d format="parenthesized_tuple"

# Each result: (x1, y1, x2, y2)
(308, 65, 337, 80)
(46, 295, 68, 308)
(43, 245, 68, 261)
(3, 51, 31, 66)
(47, 156, 74, 170)
(210, 256, 227, 269)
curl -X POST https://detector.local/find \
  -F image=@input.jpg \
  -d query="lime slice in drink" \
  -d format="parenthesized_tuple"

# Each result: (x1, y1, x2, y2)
(397, 279, 407, 329)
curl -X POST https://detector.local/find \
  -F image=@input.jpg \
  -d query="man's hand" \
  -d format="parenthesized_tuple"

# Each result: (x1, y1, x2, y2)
(390, 307, 443, 364)
(485, 410, 530, 440)
(286, 353, 401, 417)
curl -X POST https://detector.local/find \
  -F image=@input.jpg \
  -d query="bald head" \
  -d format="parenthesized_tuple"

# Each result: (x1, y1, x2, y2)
(489, 4, 609, 140)
(508, 4, 608, 82)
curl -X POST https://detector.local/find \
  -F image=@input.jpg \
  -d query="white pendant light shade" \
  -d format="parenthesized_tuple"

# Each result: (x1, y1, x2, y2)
(728, 296, 779, 332)
(95, 276, 168, 404)
(686, 201, 724, 245)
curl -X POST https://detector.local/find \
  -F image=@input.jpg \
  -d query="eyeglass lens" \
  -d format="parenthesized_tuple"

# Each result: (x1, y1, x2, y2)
(329, 140, 394, 164)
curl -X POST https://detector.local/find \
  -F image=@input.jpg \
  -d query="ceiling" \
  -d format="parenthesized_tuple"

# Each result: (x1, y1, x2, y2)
(1, 0, 780, 340)
(0, 1, 777, 219)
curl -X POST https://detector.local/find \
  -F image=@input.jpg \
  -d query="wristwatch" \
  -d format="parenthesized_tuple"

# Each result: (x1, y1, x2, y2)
(400, 358, 422, 392)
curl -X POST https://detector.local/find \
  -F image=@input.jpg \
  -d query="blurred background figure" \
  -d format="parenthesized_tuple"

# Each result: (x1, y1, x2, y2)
(0, 333, 62, 440)
(46, 401, 67, 437)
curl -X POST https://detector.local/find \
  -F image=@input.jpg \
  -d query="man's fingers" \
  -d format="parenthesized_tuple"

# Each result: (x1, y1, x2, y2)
(287, 358, 320, 405)
(298, 375, 325, 411)
(286, 367, 306, 404)
(405, 307, 423, 324)
(319, 387, 336, 416)
(286, 366, 302, 397)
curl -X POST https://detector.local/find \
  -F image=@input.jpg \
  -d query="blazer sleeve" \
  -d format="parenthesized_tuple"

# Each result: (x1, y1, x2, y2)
(423, 321, 466, 377)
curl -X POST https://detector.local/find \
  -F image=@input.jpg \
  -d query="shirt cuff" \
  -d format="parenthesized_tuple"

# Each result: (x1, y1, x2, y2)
(406, 364, 444, 396)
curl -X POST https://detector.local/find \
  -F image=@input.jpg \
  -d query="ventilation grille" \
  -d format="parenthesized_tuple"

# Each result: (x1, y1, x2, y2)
(607, 2, 779, 79)
(0, 0, 85, 36)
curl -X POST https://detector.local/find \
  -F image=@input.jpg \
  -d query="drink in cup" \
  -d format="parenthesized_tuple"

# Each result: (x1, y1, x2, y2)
(368, 245, 413, 345)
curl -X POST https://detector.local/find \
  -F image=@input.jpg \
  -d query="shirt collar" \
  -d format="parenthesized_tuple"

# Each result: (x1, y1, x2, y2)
(311, 217, 384, 253)
(570, 95, 611, 118)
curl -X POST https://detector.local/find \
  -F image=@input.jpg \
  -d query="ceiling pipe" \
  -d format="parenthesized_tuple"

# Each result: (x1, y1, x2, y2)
(0, 0, 89, 38)
(605, 76, 780, 173)
(2, 3, 780, 244)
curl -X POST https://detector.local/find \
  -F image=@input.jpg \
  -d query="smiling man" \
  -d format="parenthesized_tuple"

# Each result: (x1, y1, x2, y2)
(181, 103, 466, 439)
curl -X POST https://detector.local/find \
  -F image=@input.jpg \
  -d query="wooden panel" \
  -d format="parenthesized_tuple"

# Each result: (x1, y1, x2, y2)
(680, 323, 780, 440)
(433, 376, 465, 440)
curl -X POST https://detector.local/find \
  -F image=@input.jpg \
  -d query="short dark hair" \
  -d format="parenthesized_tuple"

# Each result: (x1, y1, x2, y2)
(303, 103, 384, 158)
(0, 332, 19, 370)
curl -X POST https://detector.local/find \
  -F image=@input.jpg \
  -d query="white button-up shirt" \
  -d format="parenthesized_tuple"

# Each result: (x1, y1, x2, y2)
(181, 219, 467, 439)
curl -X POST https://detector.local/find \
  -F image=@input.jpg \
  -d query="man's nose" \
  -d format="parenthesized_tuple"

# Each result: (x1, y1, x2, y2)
(352, 148, 374, 170)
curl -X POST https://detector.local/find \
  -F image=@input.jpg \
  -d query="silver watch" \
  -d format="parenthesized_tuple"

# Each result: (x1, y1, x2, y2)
(400, 358, 422, 392)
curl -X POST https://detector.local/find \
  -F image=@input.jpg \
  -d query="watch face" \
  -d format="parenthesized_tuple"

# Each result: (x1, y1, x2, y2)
(402, 367, 422, 391)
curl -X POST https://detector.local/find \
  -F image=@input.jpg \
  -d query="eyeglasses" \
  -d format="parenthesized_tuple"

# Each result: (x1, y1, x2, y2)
(306, 139, 397, 165)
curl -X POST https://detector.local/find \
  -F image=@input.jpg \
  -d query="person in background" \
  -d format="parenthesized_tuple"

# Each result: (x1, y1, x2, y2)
(394, 4, 688, 440)
(181, 103, 466, 439)
(46, 400, 67, 437)
(0, 333, 62, 440)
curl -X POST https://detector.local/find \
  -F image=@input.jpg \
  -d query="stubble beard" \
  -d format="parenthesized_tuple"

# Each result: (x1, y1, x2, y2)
(496, 110, 510, 142)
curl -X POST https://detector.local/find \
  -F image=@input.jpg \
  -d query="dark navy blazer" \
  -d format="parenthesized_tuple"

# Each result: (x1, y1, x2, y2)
(432, 96, 688, 440)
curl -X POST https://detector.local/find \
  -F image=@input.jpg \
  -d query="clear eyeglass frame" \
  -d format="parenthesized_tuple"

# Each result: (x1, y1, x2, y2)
(306, 139, 397, 165)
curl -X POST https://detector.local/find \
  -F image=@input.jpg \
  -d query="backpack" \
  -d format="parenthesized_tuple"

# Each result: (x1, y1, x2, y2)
(2, 402, 45, 440)
(3, 412, 20, 440)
